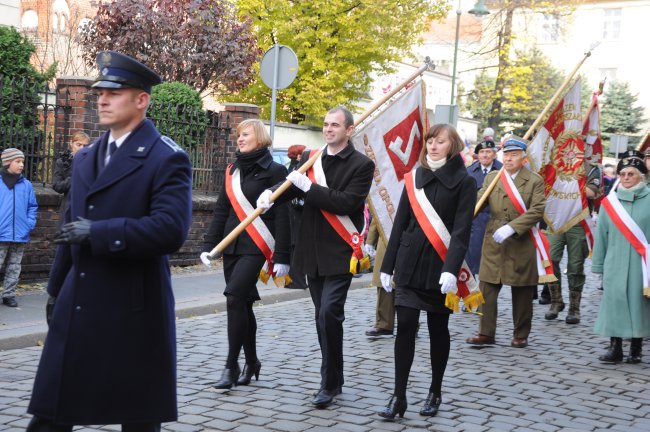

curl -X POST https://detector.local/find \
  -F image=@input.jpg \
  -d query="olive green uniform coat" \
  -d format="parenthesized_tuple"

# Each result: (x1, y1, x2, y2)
(478, 168, 546, 286)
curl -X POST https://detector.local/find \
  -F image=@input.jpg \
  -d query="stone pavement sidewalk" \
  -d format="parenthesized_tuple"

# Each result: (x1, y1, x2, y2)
(0, 265, 649, 431)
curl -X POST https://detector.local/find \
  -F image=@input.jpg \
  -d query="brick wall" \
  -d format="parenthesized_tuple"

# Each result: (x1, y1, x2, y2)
(10, 82, 261, 282)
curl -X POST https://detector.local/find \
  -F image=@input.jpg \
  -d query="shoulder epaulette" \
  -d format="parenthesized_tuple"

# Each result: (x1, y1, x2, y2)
(160, 136, 185, 153)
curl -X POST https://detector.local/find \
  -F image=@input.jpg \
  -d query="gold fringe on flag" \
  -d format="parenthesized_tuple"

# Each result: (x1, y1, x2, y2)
(538, 274, 558, 283)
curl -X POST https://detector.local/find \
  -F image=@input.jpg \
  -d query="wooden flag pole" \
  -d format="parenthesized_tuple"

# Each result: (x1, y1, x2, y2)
(206, 58, 435, 259)
(473, 45, 597, 217)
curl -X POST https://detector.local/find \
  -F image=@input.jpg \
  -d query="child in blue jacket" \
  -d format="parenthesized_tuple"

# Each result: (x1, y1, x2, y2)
(0, 148, 38, 307)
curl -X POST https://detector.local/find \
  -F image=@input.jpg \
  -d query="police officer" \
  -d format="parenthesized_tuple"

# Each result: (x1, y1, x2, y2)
(27, 52, 192, 432)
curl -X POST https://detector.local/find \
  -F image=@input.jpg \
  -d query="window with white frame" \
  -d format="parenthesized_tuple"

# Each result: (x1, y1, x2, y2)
(603, 8, 621, 40)
(540, 14, 559, 43)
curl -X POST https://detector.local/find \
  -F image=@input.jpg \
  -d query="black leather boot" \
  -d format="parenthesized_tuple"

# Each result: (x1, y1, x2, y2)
(545, 283, 564, 320)
(213, 364, 241, 389)
(419, 393, 442, 416)
(565, 290, 582, 324)
(378, 395, 407, 420)
(539, 285, 551, 305)
(627, 338, 642, 364)
(598, 337, 623, 363)
(237, 360, 261, 385)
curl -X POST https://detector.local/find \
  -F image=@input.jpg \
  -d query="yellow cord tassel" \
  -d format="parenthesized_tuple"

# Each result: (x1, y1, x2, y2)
(463, 290, 485, 312)
(259, 268, 270, 284)
(349, 255, 371, 275)
(444, 293, 461, 313)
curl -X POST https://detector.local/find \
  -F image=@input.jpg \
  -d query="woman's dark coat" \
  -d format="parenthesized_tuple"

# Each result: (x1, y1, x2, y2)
(202, 149, 291, 265)
(28, 119, 192, 425)
(381, 154, 476, 312)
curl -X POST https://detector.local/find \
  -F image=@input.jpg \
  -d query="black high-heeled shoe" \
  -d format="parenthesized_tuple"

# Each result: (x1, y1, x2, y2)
(378, 395, 407, 420)
(237, 360, 261, 386)
(419, 393, 441, 416)
(213, 364, 241, 389)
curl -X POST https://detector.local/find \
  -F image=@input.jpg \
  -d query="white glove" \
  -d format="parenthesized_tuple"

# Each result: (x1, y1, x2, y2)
(274, 263, 290, 278)
(439, 272, 458, 294)
(200, 252, 212, 267)
(493, 224, 515, 244)
(364, 244, 376, 258)
(380, 272, 393, 293)
(256, 189, 274, 213)
(287, 171, 312, 192)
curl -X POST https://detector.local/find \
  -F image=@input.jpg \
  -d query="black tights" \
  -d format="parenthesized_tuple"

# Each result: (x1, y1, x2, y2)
(225, 295, 257, 368)
(394, 306, 450, 398)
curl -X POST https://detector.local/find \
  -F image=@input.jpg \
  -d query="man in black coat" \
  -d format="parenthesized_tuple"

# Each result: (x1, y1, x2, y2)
(258, 106, 374, 407)
(26, 52, 192, 432)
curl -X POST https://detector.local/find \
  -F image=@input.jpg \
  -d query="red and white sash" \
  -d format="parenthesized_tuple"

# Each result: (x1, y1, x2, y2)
(580, 219, 594, 253)
(499, 170, 557, 283)
(306, 150, 370, 274)
(403, 171, 483, 313)
(601, 193, 650, 297)
(225, 164, 289, 286)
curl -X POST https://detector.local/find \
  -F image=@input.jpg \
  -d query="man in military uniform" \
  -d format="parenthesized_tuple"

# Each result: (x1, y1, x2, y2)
(466, 137, 546, 348)
(544, 159, 602, 324)
(27, 52, 192, 432)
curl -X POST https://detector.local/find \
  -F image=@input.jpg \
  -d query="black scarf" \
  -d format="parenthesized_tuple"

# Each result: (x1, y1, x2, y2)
(235, 147, 269, 174)
(1, 166, 21, 190)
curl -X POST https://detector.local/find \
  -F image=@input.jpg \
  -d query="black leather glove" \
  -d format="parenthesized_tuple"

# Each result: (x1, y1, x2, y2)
(54, 217, 92, 245)
(46, 295, 56, 326)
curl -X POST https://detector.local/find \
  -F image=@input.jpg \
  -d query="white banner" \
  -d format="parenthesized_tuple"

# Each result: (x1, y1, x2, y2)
(351, 81, 425, 240)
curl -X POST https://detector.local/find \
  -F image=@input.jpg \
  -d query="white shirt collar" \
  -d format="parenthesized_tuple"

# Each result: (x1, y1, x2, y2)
(509, 169, 521, 180)
(108, 132, 131, 149)
(481, 163, 493, 172)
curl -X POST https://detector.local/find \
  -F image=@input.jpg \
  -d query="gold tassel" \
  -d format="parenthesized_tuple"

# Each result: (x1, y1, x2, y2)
(359, 255, 371, 272)
(644, 287, 650, 298)
(445, 293, 460, 313)
(463, 291, 485, 312)
(542, 259, 551, 267)
(258, 268, 270, 284)
(538, 274, 558, 283)
(349, 257, 359, 275)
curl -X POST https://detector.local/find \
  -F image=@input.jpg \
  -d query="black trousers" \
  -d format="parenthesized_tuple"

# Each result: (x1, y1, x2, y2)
(26, 417, 161, 432)
(307, 274, 352, 390)
(394, 306, 450, 399)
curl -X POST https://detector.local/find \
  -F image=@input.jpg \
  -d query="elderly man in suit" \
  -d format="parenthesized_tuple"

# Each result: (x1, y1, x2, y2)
(466, 137, 546, 349)
(27, 51, 192, 432)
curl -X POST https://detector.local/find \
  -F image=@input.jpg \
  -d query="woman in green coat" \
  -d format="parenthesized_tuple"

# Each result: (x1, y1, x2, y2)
(592, 155, 650, 364)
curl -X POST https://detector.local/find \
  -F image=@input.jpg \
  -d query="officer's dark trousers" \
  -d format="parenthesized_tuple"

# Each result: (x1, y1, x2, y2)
(308, 274, 352, 391)
(26, 417, 161, 431)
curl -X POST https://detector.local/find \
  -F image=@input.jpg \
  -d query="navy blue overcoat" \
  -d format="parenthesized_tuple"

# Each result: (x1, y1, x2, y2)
(28, 119, 192, 425)
(465, 159, 502, 274)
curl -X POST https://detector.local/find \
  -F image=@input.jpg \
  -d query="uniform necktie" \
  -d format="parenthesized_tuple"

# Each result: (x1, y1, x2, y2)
(483, 168, 488, 175)
(106, 141, 117, 166)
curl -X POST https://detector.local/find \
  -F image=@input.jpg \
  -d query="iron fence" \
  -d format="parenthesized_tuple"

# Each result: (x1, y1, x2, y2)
(0, 75, 70, 185)
(0, 75, 231, 193)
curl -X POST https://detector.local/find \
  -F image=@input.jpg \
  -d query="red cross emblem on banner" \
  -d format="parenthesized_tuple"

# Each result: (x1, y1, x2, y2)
(383, 107, 423, 181)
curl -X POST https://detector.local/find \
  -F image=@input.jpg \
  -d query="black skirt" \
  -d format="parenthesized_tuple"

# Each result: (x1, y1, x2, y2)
(223, 254, 266, 302)
(395, 284, 451, 314)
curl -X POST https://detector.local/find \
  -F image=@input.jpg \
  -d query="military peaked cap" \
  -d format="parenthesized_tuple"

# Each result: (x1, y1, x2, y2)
(92, 51, 162, 94)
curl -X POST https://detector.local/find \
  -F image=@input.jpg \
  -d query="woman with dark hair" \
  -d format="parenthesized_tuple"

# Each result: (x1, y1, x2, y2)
(378, 124, 476, 419)
(202, 119, 291, 389)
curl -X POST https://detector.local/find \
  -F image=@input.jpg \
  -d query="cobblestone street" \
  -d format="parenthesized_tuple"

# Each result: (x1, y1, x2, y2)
(1, 271, 649, 431)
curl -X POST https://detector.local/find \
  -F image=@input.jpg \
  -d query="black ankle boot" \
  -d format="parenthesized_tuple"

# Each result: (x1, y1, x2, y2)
(213, 364, 241, 389)
(419, 393, 442, 416)
(237, 360, 261, 385)
(378, 395, 407, 420)
(598, 337, 623, 363)
(627, 338, 642, 364)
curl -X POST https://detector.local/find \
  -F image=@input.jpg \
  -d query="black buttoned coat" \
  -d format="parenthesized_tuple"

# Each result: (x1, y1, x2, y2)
(381, 155, 476, 313)
(277, 143, 374, 277)
(202, 150, 291, 264)
(28, 119, 192, 425)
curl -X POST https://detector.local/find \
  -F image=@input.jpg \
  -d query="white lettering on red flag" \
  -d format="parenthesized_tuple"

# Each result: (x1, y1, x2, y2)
(351, 81, 425, 239)
(528, 79, 589, 234)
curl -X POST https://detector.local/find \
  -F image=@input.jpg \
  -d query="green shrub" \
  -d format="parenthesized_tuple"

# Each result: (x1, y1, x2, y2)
(148, 82, 208, 149)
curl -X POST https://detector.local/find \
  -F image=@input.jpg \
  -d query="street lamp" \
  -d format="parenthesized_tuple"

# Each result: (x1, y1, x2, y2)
(449, 0, 490, 123)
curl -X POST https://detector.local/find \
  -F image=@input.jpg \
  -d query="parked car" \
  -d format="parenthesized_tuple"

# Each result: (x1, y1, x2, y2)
(272, 148, 290, 168)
